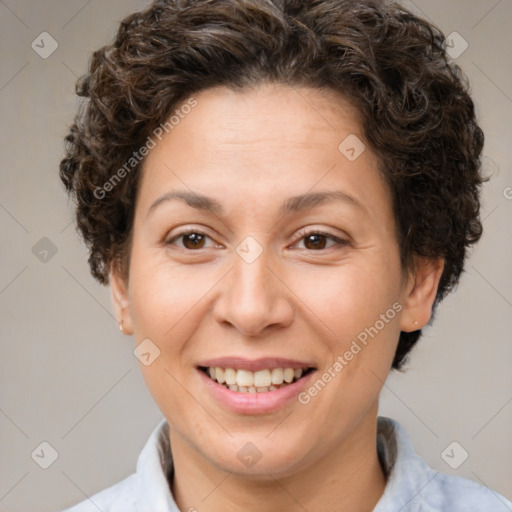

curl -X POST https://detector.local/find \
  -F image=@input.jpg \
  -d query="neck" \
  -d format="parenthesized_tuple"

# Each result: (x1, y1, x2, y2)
(169, 403, 386, 512)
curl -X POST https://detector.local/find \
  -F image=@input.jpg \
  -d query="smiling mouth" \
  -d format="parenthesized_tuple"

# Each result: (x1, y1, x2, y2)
(199, 366, 316, 393)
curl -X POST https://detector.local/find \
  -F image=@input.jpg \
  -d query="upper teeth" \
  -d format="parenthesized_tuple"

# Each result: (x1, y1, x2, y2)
(207, 367, 303, 387)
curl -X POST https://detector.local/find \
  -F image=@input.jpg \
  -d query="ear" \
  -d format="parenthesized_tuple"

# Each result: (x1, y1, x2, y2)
(109, 263, 134, 336)
(400, 256, 445, 332)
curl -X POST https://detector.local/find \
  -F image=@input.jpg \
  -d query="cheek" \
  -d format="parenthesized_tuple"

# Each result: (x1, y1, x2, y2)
(298, 264, 402, 426)
(126, 252, 216, 417)
(128, 249, 216, 342)
(295, 258, 403, 340)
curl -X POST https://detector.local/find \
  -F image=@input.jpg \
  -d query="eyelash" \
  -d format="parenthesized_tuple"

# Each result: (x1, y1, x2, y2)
(165, 228, 349, 251)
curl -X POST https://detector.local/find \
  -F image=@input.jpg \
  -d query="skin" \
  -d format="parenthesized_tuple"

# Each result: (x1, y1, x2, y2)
(111, 83, 444, 512)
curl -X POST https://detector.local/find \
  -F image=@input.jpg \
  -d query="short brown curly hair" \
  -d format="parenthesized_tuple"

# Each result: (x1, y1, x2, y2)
(60, 0, 485, 370)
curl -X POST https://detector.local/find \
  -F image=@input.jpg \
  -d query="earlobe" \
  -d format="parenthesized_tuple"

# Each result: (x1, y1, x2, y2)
(109, 264, 134, 335)
(400, 256, 444, 332)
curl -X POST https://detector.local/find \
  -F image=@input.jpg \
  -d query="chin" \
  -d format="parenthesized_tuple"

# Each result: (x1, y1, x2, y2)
(199, 433, 313, 479)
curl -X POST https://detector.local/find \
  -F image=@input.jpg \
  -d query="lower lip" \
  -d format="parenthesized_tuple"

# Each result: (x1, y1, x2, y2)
(198, 369, 316, 415)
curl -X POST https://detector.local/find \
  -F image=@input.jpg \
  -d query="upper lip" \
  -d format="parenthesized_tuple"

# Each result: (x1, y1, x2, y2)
(197, 357, 316, 372)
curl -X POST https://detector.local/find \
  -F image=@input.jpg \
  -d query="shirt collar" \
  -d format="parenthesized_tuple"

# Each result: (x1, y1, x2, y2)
(374, 416, 437, 511)
(135, 418, 180, 512)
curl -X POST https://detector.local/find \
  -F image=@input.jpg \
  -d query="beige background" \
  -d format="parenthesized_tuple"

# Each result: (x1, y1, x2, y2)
(0, 1, 511, 511)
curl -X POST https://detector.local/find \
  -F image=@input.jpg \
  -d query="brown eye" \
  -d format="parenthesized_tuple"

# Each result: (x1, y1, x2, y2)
(304, 233, 328, 250)
(293, 230, 348, 251)
(181, 232, 206, 249)
(166, 231, 213, 250)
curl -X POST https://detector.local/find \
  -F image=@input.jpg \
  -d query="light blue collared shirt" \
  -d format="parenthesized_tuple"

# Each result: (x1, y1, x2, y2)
(62, 416, 512, 512)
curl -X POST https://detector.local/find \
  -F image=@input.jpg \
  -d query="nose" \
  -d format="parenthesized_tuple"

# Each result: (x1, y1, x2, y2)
(213, 247, 294, 337)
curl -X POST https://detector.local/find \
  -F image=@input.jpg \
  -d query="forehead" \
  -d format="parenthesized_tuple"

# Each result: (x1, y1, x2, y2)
(135, 83, 390, 225)
(171, 83, 363, 151)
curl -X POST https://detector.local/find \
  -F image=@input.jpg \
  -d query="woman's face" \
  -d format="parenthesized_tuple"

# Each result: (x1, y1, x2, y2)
(111, 83, 440, 477)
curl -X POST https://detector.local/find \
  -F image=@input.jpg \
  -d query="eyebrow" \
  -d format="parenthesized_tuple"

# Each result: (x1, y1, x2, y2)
(146, 189, 364, 219)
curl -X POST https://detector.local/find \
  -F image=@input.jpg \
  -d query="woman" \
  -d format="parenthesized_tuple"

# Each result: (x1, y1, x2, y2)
(59, 0, 511, 510)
